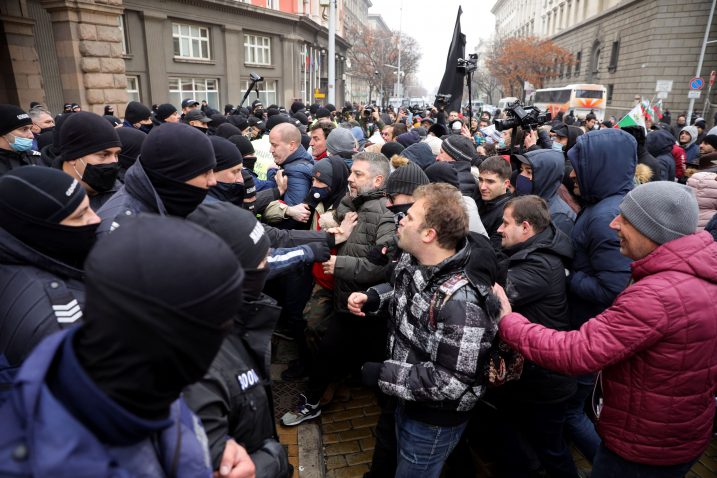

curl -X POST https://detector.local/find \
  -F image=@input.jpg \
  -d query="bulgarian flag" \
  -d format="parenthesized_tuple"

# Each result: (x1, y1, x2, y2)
(616, 104, 646, 130)
(653, 99, 664, 120)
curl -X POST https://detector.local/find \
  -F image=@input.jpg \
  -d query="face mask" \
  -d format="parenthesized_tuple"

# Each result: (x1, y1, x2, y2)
(242, 267, 270, 301)
(515, 175, 533, 196)
(242, 156, 257, 171)
(40, 127, 55, 135)
(78, 160, 120, 193)
(6, 133, 34, 153)
(210, 181, 246, 205)
(145, 169, 208, 218)
(497, 139, 507, 150)
(191, 125, 208, 134)
(138, 124, 153, 134)
(387, 203, 412, 228)
(551, 141, 564, 152)
(306, 186, 331, 208)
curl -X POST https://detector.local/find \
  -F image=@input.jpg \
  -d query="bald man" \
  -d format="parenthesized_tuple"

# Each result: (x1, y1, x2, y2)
(269, 123, 315, 206)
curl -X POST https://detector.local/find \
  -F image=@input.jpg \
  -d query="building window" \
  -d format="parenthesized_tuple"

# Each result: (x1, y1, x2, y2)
(172, 23, 211, 60)
(607, 84, 614, 104)
(126, 76, 140, 102)
(608, 41, 620, 73)
(266, 0, 279, 8)
(244, 34, 272, 65)
(591, 42, 601, 75)
(169, 77, 219, 110)
(574, 50, 581, 75)
(119, 15, 129, 54)
(244, 79, 278, 106)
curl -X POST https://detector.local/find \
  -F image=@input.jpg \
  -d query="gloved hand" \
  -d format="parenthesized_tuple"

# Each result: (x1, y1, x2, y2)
(306, 241, 330, 263)
(361, 362, 382, 388)
(366, 245, 389, 266)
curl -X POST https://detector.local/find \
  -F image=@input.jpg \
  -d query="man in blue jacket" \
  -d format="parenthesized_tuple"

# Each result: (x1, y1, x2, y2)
(0, 215, 246, 477)
(564, 128, 637, 463)
(269, 122, 314, 207)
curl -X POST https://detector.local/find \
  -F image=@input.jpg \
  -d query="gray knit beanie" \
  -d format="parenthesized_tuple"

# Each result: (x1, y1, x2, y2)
(326, 127, 357, 156)
(385, 161, 429, 196)
(441, 135, 478, 162)
(619, 182, 698, 245)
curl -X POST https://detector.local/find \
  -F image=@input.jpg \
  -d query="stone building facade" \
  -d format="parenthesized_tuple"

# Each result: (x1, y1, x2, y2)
(490, 0, 717, 122)
(0, 0, 349, 117)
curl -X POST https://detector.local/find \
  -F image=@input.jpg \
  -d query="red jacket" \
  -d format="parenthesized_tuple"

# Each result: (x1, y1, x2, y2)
(499, 232, 717, 466)
(672, 144, 686, 178)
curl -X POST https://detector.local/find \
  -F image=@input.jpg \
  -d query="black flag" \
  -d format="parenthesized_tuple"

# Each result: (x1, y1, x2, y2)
(435, 6, 466, 113)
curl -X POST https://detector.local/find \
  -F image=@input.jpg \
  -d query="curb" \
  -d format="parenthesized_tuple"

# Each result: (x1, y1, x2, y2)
(298, 421, 325, 478)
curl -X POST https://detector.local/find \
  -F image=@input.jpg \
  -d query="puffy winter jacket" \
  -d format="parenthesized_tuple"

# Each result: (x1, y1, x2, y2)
(0, 329, 214, 477)
(567, 129, 635, 326)
(645, 129, 676, 181)
(687, 171, 717, 230)
(0, 228, 84, 367)
(499, 232, 717, 466)
(0, 148, 43, 177)
(498, 224, 576, 403)
(96, 160, 168, 234)
(183, 295, 289, 477)
(480, 192, 513, 250)
(523, 149, 576, 237)
(280, 145, 314, 206)
(333, 190, 394, 314)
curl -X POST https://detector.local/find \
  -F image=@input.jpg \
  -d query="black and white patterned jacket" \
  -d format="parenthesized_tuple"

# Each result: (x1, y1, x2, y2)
(367, 241, 498, 416)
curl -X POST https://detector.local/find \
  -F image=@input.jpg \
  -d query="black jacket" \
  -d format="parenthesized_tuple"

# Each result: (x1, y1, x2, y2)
(451, 160, 478, 198)
(645, 130, 677, 181)
(0, 227, 85, 366)
(0, 148, 43, 176)
(497, 225, 576, 403)
(183, 294, 289, 478)
(636, 146, 661, 182)
(479, 192, 513, 250)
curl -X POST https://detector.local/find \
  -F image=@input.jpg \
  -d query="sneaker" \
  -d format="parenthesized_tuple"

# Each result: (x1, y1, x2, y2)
(281, 359, 308, 382)
(281, 394, 321, 426)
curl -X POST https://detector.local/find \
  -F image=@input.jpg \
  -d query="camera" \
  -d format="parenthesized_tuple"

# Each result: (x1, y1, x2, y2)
(493, 101, 551, 131)
(457, 53, 478, 74)
(362, 106, 374, 116)
(249, 72, 263, 82)
(435, 93, 452, 109)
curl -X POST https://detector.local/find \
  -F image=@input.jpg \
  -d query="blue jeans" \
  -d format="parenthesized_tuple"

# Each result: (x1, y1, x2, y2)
(394, 405, 467, 478)
(564, 378, 601, 462)
(592, 444, 697, 478)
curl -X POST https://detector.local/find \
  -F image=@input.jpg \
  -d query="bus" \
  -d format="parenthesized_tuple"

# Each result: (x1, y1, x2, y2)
(531, 84, 607, 121)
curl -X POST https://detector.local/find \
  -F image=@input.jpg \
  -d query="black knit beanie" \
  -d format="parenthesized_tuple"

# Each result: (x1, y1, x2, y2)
(124, 101, 152, 124)
(155, 103, 177, 122)
(386, 161, 429, 196)
(381, 141, 405, 159)
(140, 123, 216, 181)
(242, 169, 256, 199)
(702, 134, 717, 150)
(424, 161, 459, 189)
(0, 104, 32, 136)
(209, 136, 243, 172)
(266, 114, 291, 132)
(59, 111, 122, 162)
(216, 123, 242, 139)
(228, 134, 255, 156)
(116, 127, 146, 170)
(316, 108, 331, 119)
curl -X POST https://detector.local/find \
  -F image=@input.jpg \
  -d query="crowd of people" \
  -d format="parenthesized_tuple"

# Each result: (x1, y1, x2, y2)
(0, 94, 715, 478)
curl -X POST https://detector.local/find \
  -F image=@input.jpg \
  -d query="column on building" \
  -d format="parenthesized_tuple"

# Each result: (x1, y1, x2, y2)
(141, 10, 168, 110)
(41, 0, 127, 115)
(0, 9, 44, 107)
(281, 33, 302, 107)
(223, 24, 244, 105)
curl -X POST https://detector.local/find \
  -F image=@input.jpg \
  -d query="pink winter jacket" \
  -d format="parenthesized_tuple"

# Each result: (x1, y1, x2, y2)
(499, 232, 717, 466)
(688, 171, 717, 230)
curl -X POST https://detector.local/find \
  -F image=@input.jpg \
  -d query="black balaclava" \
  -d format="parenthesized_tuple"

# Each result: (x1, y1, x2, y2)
(74, 215, 244, 421)
(0, 166, 96, 269)
(116, 126, 146, 176)
(188, 202, 271, 302)
(208, 136, 244, 205)
(139, 122, 216, 217)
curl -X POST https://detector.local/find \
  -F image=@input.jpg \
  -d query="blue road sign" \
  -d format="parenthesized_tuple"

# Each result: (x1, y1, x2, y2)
(690, 77, 704, 90)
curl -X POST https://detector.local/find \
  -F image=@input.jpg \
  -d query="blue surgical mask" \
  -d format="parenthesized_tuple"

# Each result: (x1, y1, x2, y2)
(515, 174, 533, 196)
(497, 139, 507, 149)
(551, 141, 564, 152)
(7, 133, 33, 152)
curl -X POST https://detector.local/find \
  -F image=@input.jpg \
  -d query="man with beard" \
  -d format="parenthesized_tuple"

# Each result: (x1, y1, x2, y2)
(97, 122, 216, 234)
(0, 215, 246, 477)
(0, 167, 100, 368)
(58, 112, 123, 211)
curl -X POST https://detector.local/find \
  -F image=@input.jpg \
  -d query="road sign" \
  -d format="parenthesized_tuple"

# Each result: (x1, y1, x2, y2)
(655, 80, 673, 92)
(688, 90, 702, 99)
(711, 71, 716, 87)
(690, 77, 704, 90)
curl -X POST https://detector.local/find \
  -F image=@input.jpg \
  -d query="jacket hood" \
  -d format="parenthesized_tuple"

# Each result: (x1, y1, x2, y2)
(646, 129, 676, 157)
(524, 149, 564, 199)
(123, 159, 167, 214)
(632, 232, 717, 284)
(504, 223, 573, 264)
(402, 142, 436, 170)
(679, 125, 699, 148)
(566, 125, 584, 152)
(567, 129, 636, 203)
(0, 227, 84, 279)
